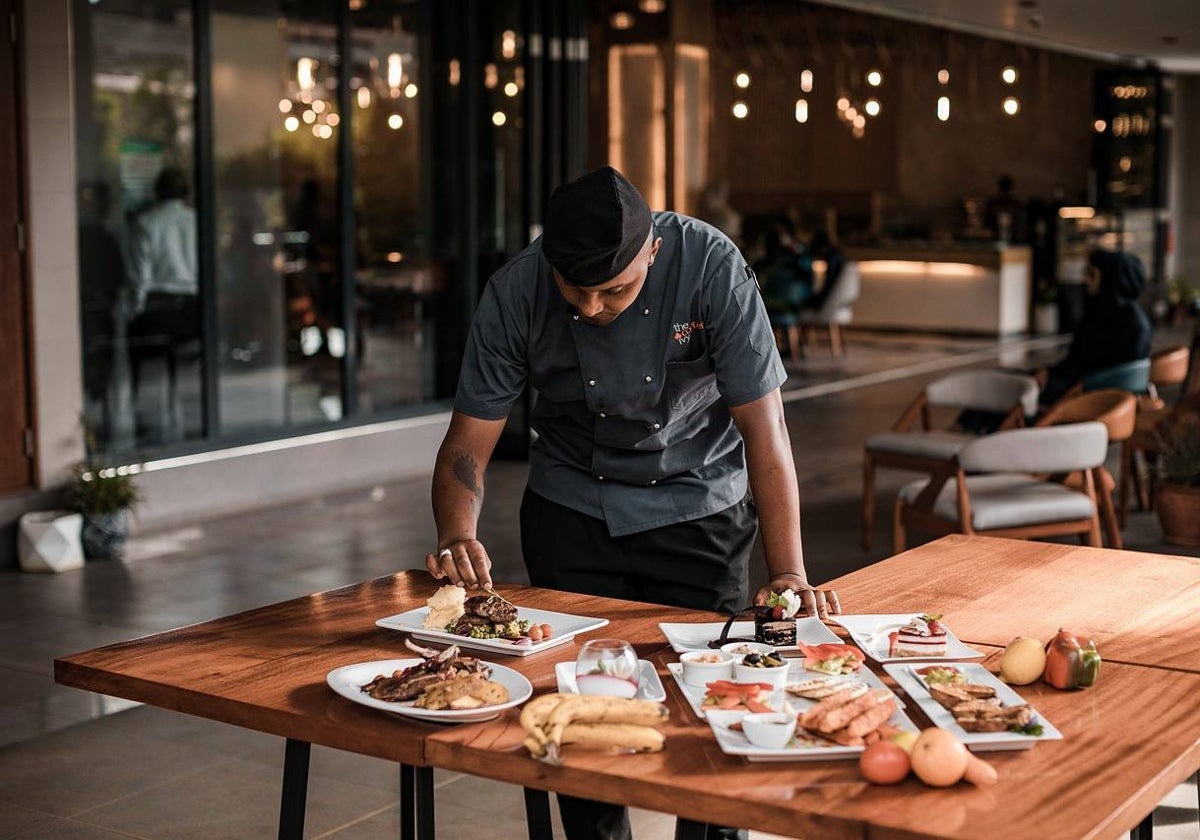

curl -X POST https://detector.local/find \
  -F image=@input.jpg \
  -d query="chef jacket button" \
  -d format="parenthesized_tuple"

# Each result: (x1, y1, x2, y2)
(597, 475, 605, 481)
(599, 412, 607, 418)
(588, 379, 597, 387)
(643, 308, 650, 315)
(649, 479, 657, 485)
(644, 374, 652, 383)
(652, 422, 661, 430)
(572, 314, 580, 321)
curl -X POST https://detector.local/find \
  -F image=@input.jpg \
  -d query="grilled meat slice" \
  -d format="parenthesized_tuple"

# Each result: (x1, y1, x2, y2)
(464, 594, 517, 623)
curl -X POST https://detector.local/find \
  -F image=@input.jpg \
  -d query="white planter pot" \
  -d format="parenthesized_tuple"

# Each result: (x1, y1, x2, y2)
(1033, 304, 1058, 335)
(18, 510, 84, 573)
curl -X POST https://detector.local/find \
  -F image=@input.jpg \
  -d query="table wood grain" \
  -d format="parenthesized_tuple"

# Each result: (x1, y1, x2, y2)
(426, 646, 1200, 840)
(829, 534, 1200, 673)
(54, 572, 692, 765)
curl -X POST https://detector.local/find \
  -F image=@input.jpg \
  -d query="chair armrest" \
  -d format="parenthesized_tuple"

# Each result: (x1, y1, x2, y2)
(892, 392, 928, 432)
(911, 458, 961, 511)
(997, 403, 1026, 430)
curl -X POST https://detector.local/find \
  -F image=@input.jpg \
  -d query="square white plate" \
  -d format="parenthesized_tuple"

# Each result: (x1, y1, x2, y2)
(554, 660, 667, 702)
(706, 705, 920, 762)
(826, 614, 985, 663)
(665, 655, 903, 720)
(659, 616, 839, 653)
(884, 662, 1063, 751)
(376, 606, 609, 657)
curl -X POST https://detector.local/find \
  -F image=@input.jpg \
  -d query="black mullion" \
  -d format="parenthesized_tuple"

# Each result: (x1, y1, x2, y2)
(463, 0, 481, 309)
(523, 0, 543, 236)
(192, 0, 219, 437)
(337, 1, 358, 417)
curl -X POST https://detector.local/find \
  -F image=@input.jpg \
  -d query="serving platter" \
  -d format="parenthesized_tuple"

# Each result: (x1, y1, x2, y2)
(376, 606, 609, 657)
(659, 616, 841, 653)
(703, 702, 920, 762)
(327, 658, 533, 723)
(884, 662, 1063, 751)
(666, 656, 904, 720)
(826, 614, 985, 663)
(554, 660, 667, 702)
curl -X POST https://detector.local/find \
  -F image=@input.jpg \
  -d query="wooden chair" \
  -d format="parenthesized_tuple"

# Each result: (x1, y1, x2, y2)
(797, 262, 859, 358)
(1122, 346, 1197, 520)
(893, 422, 1109, 553)
(1034, 389, 1137, 548)
(861, 370, 1039, 549)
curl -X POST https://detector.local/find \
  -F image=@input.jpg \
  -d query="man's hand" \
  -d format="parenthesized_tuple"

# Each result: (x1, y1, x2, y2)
(754, 576, 842, 620)
(425, 539, 493, 590)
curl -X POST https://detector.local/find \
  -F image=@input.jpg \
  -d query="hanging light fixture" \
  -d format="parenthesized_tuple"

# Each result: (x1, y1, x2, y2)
(638, 0, 666, 11)
(795, 98, 808, 123)
(357, 85, 371, 109)
(836, 96, 849, 111)
(388, 113, 404, 129)
(387, 53, 403, 90)
(278, 99, 292, 113)
(937, 96, 950, 121)
(866, 70, 882, 86)
(865, 99, 880, 117)
(297, 58, 317, 92)
(732, 101, 749, 119)
(937, 68, 950, 85)
(1002, 66, 1018, 84)
(501, 30, 517, 60)
(610, 12, 634, 29)
(1002, 96, 1020, 115)
(800, 69, 813, 93)
(1093, 119, 1107, 133)
(492, 111, 507, 126)
(284, 116, 299, 132)
(504, 81, 519, 97)
(734, 72, 751, 89)
(404, 83, 418, 98)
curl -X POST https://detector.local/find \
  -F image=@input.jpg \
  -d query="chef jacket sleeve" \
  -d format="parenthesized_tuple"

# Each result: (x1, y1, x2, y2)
(704, 249, 788, 407)
(453, 277, 530, 420)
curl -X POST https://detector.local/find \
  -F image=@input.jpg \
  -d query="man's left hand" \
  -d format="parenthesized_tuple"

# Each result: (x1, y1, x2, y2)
(754, 577, 842, 620)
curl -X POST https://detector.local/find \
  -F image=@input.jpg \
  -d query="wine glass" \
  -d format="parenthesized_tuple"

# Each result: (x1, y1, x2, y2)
(575, 639, 639, 698)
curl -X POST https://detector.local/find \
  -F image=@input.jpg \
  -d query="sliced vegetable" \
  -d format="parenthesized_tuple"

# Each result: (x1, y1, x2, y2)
(797, 643, 865, 674)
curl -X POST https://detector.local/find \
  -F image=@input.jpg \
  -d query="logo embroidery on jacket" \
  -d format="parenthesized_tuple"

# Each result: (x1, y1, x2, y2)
(672, 321, 705, 345)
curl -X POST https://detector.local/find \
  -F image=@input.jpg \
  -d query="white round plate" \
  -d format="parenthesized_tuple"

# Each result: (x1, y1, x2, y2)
(327, 658, 533, 723)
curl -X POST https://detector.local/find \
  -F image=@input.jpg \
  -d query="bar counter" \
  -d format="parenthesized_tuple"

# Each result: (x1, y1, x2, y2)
(844, 243, 1032, 335)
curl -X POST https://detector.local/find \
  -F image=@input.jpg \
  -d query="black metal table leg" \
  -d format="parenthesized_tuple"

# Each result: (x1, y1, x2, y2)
(400, 764, 415, 840)
(523, 787, 553, 840)
(674, 818, 712, 840)
(278, 738, 311, 840)
(1132, 812, 1154, 840)
(415, 766, 435, 840)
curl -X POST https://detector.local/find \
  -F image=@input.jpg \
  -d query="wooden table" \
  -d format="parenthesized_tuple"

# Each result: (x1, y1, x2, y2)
(55, 543, 1200, 839)
(831, 535, 1200, 673)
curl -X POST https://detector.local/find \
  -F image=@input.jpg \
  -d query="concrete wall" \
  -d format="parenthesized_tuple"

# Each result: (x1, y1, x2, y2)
(1173, 75, 1200, 285)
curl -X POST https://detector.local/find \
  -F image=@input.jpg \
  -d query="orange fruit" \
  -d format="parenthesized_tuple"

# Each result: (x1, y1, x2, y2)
(910, 729, 969, 788)
(859, 741, 911, 785)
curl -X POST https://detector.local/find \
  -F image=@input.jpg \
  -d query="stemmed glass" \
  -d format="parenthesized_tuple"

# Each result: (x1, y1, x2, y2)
(575, 639, 639, 698)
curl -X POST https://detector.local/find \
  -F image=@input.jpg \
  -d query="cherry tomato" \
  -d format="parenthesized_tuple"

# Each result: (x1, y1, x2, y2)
(539, 623, 553, 639)
(859, 742, 911, 785)
(528, 625, 543, 641)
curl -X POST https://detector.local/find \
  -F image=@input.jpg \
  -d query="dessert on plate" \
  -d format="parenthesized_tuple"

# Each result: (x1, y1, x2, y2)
(888, 613, 948, 657)
(754, 589, 803, 646)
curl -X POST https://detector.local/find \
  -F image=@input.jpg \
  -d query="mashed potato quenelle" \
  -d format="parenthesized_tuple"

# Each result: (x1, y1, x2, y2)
(423, 584, 467, 629)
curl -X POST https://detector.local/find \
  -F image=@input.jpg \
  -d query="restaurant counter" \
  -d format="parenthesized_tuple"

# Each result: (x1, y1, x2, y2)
(843, 243, 1031, 335)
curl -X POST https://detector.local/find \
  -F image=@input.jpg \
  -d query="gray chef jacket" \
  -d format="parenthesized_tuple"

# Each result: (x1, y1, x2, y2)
(454, 211, 787, 537)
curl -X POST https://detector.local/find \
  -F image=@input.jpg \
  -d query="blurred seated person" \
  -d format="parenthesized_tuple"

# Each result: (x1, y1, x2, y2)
(754, 218, 813, 311)
(800, 230, 844, 311)
(1038, 249, 1152, 406)
(983, 174, 1026, 243)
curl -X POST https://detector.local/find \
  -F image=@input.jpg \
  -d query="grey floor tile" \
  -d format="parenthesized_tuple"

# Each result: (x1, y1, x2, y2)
(0, 721, 224, 817)
(100, 705, 280, 763)
(0, 708, 82, 750)
(79, 756, 397, 840)
(5, 815, 141, 840)
(0, 801, 53, 839)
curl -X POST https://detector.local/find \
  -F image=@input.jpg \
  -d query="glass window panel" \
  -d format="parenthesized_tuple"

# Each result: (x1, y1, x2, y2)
(211, 1, 343, 434)
(349, 1, 434, 414)
(74, 0, 201, 456)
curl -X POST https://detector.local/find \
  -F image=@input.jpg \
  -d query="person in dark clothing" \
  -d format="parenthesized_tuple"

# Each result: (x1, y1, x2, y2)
(800, 229, 845, 311)
(1040, 249, 1152, 406)
(756, 218, 814, 313)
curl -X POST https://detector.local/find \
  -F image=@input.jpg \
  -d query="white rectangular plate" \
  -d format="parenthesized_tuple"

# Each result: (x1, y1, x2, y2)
(706, 706, 919, 762)
(884, 662, 1063, 751)
(659, 616, 839, 653)
(827, 614, 985, 663)
(666, 655, 904, 720)
(554, 660, 667, 702)
(376, 606, 609, 657)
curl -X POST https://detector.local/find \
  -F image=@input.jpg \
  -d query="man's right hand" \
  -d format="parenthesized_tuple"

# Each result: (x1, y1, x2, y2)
(425, 539, 494, 590)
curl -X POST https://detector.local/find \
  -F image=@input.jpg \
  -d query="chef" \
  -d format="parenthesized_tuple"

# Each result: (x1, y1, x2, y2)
(426, 166, 841, 839)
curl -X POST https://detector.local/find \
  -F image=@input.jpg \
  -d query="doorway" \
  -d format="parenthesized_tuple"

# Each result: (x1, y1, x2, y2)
(0, 0, 36, 494)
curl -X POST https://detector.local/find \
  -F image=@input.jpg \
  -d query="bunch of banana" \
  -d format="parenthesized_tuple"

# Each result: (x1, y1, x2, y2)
(519, 693, 669, 760)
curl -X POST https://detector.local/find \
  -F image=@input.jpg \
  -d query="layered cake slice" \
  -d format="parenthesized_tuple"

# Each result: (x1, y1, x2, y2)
(888, 613, 948, 657)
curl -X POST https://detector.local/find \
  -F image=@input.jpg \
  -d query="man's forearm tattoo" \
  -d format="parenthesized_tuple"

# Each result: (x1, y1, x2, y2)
(451, 449, 483, 500)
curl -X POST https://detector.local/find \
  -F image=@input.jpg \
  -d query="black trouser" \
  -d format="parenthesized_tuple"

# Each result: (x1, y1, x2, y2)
(520, 488, 756, 840)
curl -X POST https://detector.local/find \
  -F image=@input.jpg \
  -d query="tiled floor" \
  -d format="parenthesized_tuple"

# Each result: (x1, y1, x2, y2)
(1, 329, 1197, 839)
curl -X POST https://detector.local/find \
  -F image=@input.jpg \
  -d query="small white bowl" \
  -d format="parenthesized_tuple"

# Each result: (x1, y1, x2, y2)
(720, 641, 776, 658)
(741, 712, 797, 749)
(733, 659, 790, 690)
(679, 650, 734, 686)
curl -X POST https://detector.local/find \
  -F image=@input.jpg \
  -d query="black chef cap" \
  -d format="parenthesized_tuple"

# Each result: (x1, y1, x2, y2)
(542, 166, 653, 286)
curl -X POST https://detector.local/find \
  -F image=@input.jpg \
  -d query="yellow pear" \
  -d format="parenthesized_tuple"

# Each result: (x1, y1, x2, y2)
(887, 730, 919, 754)
(1000, 636, 1046, 685)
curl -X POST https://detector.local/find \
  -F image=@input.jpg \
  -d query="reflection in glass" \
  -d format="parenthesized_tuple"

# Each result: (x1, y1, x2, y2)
(212, 2, 343, 433)
(74, 0, 200, 456)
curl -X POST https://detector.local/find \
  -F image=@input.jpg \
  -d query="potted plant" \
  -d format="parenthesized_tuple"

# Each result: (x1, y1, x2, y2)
(1155, 415, 1200, 546)
(70, 423, 142, 560)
